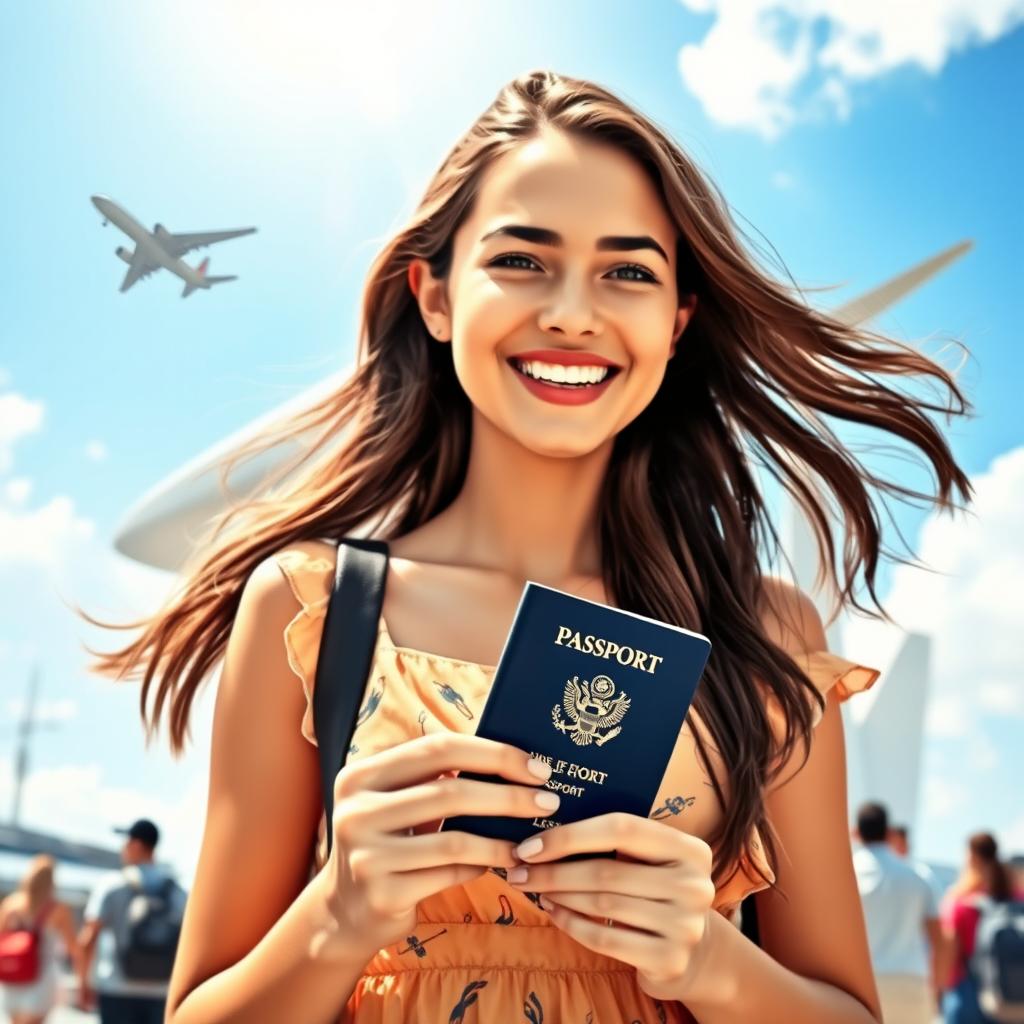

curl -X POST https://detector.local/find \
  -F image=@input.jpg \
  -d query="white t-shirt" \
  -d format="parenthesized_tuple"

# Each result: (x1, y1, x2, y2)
(83, 863, 188, 998)
(853, 842, 939, 978)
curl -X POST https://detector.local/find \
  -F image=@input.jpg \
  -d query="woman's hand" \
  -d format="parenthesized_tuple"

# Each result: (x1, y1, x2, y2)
(314, 733, 559, 960)
(506, 812, 717, 1002)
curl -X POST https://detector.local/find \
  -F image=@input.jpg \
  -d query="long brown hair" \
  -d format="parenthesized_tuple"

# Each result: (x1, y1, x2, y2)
(80, 70, 972, 889)
(19, 855, 56, 917)
(954, 832, 1015, 902)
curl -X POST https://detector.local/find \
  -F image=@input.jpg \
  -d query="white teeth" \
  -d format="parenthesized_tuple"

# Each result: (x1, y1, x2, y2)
(515, 359, 611, 385)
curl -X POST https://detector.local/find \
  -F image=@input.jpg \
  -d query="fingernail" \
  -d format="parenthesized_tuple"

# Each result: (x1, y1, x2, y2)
(527, 757, 552, 780)
(539, 895, 555, 911)
(534, 790, 560, 810)
(517, 836, 543, 859)
(507, 866, 528, 883)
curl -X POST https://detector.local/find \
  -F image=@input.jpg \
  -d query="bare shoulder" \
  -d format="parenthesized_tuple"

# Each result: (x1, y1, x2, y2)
(247, 538, 337, 596)
(0, 892, 23, 923)
(755, 576, 828, 657)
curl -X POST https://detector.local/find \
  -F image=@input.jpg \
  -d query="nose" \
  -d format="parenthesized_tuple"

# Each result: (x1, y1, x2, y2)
(538, 275, 601, 338)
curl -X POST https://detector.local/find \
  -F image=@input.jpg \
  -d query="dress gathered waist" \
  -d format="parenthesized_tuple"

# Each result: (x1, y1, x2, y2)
(360, 918, 635, 977)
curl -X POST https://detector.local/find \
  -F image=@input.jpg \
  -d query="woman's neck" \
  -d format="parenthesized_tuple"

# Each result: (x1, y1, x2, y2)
(428, 412, 615, 584)
(446, 411, 606, 581)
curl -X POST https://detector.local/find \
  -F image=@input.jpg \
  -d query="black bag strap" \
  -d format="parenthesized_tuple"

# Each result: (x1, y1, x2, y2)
(313, 537, 390, 858)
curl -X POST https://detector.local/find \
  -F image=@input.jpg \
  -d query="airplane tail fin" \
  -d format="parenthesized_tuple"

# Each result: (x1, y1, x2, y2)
(182, 257, 238, 297)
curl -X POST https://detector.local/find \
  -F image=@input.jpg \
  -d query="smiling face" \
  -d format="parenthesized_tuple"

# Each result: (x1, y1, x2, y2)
(410, 125, 697, 459)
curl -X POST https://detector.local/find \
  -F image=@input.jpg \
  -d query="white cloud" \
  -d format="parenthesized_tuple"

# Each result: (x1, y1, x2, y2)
(1003, 814, 1024, 852)
(4, 477, 32, 504)
(0, 391, 45, 474)
(925, 693, 971, 739)
(771, 170, 796, 189)
(84, 440, 108, 462)
(677, 0, 1024, 138)
(879, 446, 1024, 711)
(0, 494, 95, 569)
(924, 774, 970, 819)
(6, 696, 79, 724)
(979, 681, 1023, 716)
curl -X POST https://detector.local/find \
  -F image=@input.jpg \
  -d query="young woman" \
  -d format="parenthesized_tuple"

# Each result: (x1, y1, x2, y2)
(0, 855, 81, 1024)
(85, 70, 971, 1022)
(938, 832, 1022, 1023)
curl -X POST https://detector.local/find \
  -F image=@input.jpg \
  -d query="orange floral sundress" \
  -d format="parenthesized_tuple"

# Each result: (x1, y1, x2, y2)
(274, 547, 880, 1023)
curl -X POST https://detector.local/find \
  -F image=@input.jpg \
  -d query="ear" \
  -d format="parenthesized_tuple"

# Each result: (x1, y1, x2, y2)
(669, 292, 698, 358)
(408, 258, 451, 343)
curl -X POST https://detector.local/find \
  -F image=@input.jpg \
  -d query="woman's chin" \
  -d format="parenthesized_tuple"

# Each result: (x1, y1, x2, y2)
(509, 428, 614, 461)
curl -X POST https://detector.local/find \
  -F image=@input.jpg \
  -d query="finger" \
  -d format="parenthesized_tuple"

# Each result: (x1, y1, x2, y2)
(542, 898, 666, 971)
(369, 830, 521, 873)
(508, 858, 676, 902)
(369, 862, 492, 916)
(367, 774, 562, 834)
(337, 733, 549, 796)
(538, 890, 677, 936)
(515, 812, 708, 869)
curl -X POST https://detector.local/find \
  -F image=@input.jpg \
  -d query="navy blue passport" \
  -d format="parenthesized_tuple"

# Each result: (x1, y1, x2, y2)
(439, 582, 711, 860)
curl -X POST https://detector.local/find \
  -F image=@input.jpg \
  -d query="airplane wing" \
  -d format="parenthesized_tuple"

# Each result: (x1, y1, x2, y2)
(120, 250, 162, 293)
(157, 227, 257, 260)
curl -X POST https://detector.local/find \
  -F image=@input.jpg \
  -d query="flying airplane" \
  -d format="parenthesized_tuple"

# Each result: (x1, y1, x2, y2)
(91, 194, 257, 297)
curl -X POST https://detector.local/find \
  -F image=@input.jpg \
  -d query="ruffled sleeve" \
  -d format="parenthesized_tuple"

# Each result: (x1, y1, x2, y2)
(713, 648, 881, 918)
(274, 547, 336, 747)
(792, 649, 881, 727)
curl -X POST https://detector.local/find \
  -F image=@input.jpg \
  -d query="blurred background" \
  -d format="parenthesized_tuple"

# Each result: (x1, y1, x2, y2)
(1, 2, 1020, 1019)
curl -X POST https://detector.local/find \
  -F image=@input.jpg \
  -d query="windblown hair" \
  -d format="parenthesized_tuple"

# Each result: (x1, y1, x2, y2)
(81, 70, 972, 890)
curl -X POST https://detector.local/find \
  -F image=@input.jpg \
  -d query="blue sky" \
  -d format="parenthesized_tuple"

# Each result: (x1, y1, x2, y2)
(1, 2, 1021, 879)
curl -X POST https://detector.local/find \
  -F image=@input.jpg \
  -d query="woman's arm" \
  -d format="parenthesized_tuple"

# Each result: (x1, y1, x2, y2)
(165, 552, 380, 1024)
(933, 908, 960, 992)
(672, 583, 881, 1023)
(0, 895, 15, 930)
(53, 903, 85, 976)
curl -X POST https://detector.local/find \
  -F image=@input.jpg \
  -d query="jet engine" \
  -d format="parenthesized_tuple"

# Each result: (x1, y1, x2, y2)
(116, 246, 133, 264)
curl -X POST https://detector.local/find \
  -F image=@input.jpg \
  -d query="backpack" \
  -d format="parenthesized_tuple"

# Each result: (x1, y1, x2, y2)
(0, 900, 53, 984)
(111, 872, 184, 981)
(971, 895, 1024, 1023)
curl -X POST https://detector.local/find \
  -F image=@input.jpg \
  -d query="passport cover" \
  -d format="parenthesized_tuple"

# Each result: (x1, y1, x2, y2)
(439, 581, 711, 861)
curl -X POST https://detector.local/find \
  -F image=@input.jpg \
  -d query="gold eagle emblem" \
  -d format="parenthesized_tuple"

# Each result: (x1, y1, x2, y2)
(551, 674, 631, 746)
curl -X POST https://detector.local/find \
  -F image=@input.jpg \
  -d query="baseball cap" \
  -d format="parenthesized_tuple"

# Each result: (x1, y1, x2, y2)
(113, 818, 159, 849)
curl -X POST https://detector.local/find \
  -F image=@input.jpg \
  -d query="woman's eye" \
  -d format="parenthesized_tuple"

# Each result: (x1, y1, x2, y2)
(488, 254, 657, 283)
(607, 263, 658, 284)
(488, 253, 542, 271)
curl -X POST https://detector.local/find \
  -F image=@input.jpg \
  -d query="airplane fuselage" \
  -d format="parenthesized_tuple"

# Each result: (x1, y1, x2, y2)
(91, 196, 207, 287)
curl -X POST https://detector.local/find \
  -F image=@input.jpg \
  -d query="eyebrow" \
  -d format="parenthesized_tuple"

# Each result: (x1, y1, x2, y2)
(479, 224, 670, 265)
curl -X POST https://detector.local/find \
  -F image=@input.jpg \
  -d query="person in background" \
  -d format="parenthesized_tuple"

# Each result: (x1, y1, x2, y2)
(853, 801, 941, 1024)
(1008, 854, 1024, 895)
(0, 854, 81, 1024)
(891, 823, 946, 913)
(77, 819, 188, 1024)
(889, 824, 910, 858)
(937, 831, 1023, 1024)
